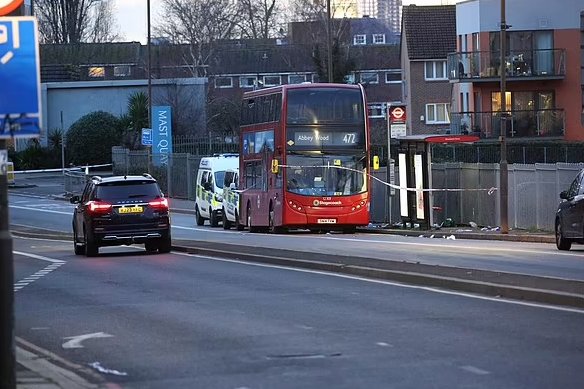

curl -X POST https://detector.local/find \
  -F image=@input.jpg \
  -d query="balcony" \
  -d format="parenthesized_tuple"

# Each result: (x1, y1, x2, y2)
(449, 109, 565, 139)
(448, 49, 566, 82)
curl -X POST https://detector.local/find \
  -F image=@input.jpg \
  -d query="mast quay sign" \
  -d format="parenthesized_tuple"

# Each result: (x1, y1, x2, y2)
(0, 17, 41, 139)
(151, 106, 173, 166)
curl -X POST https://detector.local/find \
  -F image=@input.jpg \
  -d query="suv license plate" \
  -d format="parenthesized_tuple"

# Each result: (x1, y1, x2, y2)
(317, 218, 337, 224)
(119, 206, 143, 214)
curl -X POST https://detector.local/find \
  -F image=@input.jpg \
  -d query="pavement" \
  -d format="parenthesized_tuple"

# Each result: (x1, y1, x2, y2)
(6, 173, 570, 389)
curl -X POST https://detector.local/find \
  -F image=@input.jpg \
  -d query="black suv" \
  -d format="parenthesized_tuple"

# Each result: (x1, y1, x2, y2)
(71, 174, 171, 256)
(555, 168, 584, 251)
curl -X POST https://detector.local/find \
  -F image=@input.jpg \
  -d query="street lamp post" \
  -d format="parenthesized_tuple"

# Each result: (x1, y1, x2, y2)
(147, 0, 152, 128)
(326, 0, 333, 82)
(499, 0, 509, 234)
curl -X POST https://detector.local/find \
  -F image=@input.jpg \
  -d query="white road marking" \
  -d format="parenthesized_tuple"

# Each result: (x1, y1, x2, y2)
(13, 251, 66, 292)
(62, 332, 114, 349)
(174, 252, 584, 315)
(9, 204, 71, 215)
(376, 342, 392, 347)
(461, 365, 490, 375)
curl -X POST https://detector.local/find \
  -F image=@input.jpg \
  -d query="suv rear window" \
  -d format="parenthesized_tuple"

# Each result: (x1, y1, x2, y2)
(96, 181, 161, 200)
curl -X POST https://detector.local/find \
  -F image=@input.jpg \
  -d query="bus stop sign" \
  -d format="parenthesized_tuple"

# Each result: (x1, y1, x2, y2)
(0, 17, 41, 139)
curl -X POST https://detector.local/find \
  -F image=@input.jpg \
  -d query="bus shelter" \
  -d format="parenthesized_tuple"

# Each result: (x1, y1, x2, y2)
(396, 134, 479, 230)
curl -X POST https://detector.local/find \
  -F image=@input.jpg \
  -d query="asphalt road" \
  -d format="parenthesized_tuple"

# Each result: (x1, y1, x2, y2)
(13, 235, 584, 389)
(8, 192, 584, 281)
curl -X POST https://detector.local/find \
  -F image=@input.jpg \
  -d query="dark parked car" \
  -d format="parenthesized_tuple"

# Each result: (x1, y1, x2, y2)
(71, 174, 171, 256)
(555, 169, 584, 251)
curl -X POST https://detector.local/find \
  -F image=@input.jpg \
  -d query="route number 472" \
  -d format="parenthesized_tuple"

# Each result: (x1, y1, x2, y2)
(343, 133, 356, 144)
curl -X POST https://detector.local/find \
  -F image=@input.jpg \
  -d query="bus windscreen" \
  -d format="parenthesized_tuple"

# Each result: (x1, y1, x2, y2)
(286, 88, 365, 125)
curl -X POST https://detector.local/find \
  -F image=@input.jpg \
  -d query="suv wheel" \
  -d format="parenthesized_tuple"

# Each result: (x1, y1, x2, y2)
(73, 228, 85, 255)
(210, 208, 219, 227)
(158, 234, 172, 253)
(556, 219, 572, 251)
(84, 228, 99, 257)
(145, 241, 158, 253)
(195, 205, 205, 226)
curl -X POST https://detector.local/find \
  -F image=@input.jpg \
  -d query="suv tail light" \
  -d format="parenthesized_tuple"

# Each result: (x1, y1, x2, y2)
(149, 197, 169, 211)
(86, 200, 113, 215)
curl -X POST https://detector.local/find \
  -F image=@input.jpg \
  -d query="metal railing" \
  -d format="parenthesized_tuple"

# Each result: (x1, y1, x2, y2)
(449, 109, 565, 138)
(447, 49, 566, 81)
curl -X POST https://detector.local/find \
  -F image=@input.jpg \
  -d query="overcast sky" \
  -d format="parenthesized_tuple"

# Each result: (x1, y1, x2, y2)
(114, 0, 456, 43)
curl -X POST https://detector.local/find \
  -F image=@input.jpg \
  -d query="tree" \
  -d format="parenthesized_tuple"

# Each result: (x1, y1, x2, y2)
(207, 97, 241, 140)
(155, 0, 239, 77)
(289, 0, 355, 82)
(66, 111, 123, 165)
(119, 92, 149, 149)
(235, 0, 282, 39)
(34, 0, 119, 44)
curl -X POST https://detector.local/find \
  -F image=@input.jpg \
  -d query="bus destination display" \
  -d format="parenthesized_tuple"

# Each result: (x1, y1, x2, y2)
(288, 131, 363, 147)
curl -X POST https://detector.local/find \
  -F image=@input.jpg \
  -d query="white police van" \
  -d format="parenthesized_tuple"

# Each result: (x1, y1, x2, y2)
(222, 168, 244, 230)
(195, 154, 239, 227)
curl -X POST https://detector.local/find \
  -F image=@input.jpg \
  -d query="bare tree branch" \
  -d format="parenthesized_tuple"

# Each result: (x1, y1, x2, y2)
(235, 0, 282, 39)
(35, 0, 119, 44)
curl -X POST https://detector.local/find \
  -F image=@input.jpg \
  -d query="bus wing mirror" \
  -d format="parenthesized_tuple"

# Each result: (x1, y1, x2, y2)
(373, 155, 380, 170)
(271, 159, 279, 174)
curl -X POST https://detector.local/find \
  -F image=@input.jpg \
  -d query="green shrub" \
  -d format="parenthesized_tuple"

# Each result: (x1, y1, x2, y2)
(66, 111, 122, 166)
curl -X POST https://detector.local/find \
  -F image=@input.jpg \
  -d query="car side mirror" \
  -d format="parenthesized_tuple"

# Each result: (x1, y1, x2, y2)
(70, 195, 80, 204)
(559, 191, 569, 200)
(229, 183, 236, 190)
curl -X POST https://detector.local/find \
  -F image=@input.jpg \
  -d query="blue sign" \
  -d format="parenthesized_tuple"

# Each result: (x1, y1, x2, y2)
(0, 17, 41, 139)
(141, 128, 152, 146)
(151, 106, 173, 166)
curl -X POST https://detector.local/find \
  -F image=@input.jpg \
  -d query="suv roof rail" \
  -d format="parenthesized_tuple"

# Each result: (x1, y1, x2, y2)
(91, 175, 102, 182)
(142, 173, 154, 179)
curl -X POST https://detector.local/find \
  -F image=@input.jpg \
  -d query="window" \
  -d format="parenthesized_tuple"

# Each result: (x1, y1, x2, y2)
(424, 61, 447, 80)
(288, 74, 307, 84)
(88, 66, 105, 78)
(353, 34, 366, 45)
(113, 65, 130, 77)
(425, 103, 450, 124)
(360, 72, 378, 84)
(385, 71, 401, 83)
(240, 76, 257, 88)
(372, 34, 385, 44)
(215, 77, 233, 88)
(263, 75, 281, 87)
(311, 74, 320, 83)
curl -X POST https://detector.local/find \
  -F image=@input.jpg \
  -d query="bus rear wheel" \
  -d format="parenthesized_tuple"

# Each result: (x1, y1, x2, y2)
(269, 206, 286, 234)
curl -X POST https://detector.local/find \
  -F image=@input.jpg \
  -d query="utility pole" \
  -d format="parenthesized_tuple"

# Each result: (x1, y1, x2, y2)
(499, 0, 509, 234)
(326, 0, 333, 82)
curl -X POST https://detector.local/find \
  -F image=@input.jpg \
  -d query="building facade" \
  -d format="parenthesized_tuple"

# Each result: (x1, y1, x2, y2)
(401, 5, 456, 135)
(448, 0, 584, 141)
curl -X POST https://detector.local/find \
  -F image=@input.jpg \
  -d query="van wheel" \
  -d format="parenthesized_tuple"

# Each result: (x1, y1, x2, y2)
(556, 219, 572, 251)
(210, 207, 219, 227)
(195, 205, 205, 226)
(247, 203, 259, 233)
(235, 211, 244, 231)
(222, 208, 232, 230)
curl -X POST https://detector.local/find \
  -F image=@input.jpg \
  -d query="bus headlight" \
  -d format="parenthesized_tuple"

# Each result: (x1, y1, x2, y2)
(288, 200, 303, 211)
(351, 199, 366, 212)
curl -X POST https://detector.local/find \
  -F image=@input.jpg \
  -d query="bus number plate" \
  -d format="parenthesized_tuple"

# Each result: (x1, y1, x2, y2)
(317, 218, 337, 224)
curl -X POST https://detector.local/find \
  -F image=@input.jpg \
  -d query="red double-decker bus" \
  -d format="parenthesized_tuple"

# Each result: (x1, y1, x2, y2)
(238, 83, 375, 233)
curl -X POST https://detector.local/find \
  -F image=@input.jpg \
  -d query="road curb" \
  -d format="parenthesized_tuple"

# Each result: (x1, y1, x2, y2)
(171, 240, 584, 309)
